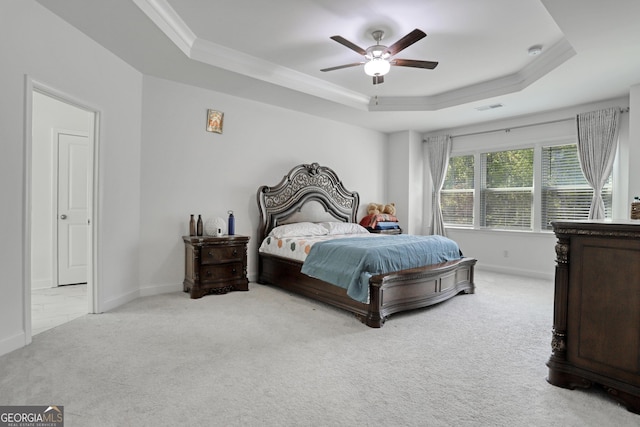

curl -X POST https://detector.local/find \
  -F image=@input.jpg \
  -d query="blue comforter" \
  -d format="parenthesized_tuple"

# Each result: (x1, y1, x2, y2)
(300, 235, 462, 303)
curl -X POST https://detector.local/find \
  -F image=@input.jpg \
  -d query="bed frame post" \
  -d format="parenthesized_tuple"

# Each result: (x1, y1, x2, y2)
(365, 284, 384, 328)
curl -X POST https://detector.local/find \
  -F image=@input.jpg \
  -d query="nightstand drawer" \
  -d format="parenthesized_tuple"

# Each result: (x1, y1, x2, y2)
(200, 262, 244, 283)
(201, 245, 244, 264)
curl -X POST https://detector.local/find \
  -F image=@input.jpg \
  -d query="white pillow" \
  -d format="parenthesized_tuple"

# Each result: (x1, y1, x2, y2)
(320, 222, 369, 235)
(269, 222, 328, 238)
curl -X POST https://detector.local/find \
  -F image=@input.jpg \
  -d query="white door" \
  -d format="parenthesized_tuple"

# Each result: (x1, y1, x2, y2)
(57, 131, 89, 286)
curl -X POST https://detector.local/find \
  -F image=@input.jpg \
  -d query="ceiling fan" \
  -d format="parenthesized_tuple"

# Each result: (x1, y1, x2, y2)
(320, 28, 438, 85)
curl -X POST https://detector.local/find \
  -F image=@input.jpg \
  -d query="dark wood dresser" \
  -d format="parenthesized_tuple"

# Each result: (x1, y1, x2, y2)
(547, 220, 640, 413)
(183, 235, 249, 299)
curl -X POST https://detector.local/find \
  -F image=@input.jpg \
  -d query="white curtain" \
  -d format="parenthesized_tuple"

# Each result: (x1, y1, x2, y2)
(425, 135, 451, 236)
(576, 107, 620, 220)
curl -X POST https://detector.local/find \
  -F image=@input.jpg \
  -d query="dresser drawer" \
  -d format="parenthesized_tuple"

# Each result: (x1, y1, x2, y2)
(200, 245, 244, 264)
(200, 262, 244, 283)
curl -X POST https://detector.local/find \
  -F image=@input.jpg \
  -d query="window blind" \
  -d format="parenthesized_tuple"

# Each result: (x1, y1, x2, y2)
(442, 155, 474, 225)
(541, 144, 612, 230)
(480, 149, 533, 230)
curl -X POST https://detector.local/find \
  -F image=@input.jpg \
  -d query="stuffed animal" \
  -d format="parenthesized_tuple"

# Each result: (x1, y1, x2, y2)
(367, 202, 396, 216)
(383, 203, 396, 216)
(367, 203, 383, 215)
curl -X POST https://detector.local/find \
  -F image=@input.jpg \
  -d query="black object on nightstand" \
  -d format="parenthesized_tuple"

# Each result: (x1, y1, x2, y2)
(183, 235, 249, 299)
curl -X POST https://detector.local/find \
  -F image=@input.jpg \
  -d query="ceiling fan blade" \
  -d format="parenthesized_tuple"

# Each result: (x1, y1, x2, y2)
(392, 59, 439, 69)
(373, 75, 384, 85)
(330, 35, 367, 56)
(320, 62, 363, 72)
(385, 29, 427, 56)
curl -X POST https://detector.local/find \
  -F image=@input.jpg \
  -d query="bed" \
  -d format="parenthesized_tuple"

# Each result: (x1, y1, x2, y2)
(256, 162, 476, 327)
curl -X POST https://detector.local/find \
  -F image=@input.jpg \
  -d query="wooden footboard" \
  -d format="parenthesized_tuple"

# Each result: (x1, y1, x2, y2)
(368, 257, 476, 327)
(258, 253, 476, 327)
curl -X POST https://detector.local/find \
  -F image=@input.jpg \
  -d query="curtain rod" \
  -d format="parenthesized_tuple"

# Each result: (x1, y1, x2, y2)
(425, 107, 629, 141)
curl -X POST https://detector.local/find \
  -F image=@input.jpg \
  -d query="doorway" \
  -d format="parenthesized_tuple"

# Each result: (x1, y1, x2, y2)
(28, 85, 98, 337)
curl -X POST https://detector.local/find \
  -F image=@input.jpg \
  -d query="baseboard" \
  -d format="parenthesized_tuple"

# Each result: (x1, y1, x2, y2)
(99, 283, 189, 313)
(475, 263, 554, 281)
(0, 331, 26, 357)
(99, 289, 141, 313)
(139, 283, 182, 297)
(31, 279, 53, 290)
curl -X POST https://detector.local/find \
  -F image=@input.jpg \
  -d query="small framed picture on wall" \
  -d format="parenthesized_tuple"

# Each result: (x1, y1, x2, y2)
(206, 109, 224, 134)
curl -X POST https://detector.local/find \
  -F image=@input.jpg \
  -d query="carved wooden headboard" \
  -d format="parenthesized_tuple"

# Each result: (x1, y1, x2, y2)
(256, 163, 359, 242)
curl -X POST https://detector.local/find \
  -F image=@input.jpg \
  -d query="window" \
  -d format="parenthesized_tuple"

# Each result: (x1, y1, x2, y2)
(442, 155, 474, 225)
(541, 144, 612, 230)
(480, 148, 534, 230)
(440, 142, 614, 232)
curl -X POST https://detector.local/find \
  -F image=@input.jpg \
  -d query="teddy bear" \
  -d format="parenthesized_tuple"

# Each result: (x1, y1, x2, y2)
(383, 203, 396, 216)
(367, 203, 384, 215)
(367, 202, 396, 216)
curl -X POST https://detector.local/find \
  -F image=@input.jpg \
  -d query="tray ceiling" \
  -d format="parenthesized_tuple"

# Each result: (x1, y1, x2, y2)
(36, 0, 640, 132)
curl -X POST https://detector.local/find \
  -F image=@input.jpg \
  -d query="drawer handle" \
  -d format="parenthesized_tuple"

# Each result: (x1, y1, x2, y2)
(232, 249, 238, 256)
(231, 268, 237, 273)
(206, 271, 211, 276)
(208, 251, 213, 256)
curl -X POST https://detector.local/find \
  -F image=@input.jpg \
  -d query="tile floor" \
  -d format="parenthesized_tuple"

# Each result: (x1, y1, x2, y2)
(31, 284, 87, 335)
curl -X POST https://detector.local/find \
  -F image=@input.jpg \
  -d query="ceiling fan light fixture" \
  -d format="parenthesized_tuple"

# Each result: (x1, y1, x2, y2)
(364, 58, 391, 76)
(365, 45, 390, 60)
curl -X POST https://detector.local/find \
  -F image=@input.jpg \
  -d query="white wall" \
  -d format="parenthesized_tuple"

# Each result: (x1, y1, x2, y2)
(137, 76, 388, 293)
(0, 1, 143, 355)
(423, 97, 633, 279)
(31, 92, 90, 289)
(387, 131, 424, 235)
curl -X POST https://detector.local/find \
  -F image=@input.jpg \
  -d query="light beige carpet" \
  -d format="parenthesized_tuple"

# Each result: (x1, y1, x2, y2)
(1, 271, 638, 426)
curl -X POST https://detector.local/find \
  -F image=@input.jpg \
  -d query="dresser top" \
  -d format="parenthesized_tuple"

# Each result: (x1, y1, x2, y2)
(552, 220, 640, 237)
(183, 235, 249, 244)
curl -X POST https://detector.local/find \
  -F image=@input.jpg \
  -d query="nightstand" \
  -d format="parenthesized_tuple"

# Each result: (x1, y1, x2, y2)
(183, 235, 249, 299)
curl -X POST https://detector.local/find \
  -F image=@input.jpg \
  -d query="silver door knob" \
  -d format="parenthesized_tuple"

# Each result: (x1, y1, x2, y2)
(60, 214, 67, 220)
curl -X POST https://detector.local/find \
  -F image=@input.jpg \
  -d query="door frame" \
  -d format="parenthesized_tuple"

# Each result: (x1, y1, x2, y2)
(23, 76, 100, 344)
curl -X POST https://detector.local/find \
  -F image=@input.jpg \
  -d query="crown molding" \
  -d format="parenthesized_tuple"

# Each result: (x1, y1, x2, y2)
(133, 0, 369, 110)
(132, 0, 195, 56)
(369, 38, 576, 111)
(133, 0, 575, 113)
(190, 38, 369, 110)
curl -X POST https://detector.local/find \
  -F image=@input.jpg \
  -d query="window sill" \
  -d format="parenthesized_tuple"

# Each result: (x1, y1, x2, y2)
(444, 225, 555, 237)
